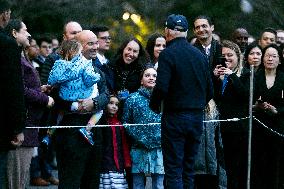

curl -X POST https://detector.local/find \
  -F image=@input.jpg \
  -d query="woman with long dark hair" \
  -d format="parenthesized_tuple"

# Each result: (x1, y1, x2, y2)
(101, 37, 149, 98)
(145, 33, 166, 69)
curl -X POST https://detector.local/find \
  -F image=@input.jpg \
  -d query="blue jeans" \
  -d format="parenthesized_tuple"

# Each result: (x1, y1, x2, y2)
(161, 111, 204, 189)
(133, 173, 164, 189)
(0, 151, 8, 189)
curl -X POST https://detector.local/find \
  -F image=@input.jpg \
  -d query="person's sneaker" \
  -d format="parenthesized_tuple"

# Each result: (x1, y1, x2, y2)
(46, 176, 59, 185)
(30, 177, 50, 186)
(79, 128, 94, 145)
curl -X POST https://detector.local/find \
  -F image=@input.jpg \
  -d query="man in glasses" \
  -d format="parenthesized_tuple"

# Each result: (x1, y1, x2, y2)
(34, 37, 52, 74)
(90, 25, 112, 69)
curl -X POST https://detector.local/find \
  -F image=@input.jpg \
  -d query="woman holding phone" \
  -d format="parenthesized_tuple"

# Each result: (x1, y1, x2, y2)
(213, 40, 248, 189)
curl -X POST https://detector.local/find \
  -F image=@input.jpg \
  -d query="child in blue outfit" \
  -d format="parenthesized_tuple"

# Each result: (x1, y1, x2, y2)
(122, 66, 164, 189)
(48, 39, 103, 145)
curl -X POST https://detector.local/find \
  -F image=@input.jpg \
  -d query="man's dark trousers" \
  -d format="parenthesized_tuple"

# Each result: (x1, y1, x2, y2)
(161, 110, 204, 189)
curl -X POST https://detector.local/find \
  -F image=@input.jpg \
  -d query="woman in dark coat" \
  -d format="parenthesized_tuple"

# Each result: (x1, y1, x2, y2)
(100, 37, 149, 98)
(213, 40, 249, 189)
(252, 44, 284, 189)
(4, 19, 54, 189)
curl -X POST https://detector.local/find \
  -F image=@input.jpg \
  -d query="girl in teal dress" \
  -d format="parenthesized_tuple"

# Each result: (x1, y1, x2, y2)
(122, 65, 164, 189)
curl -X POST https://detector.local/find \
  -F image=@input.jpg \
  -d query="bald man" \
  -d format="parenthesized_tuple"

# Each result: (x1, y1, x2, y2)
(40, 21, 82, 84)
(63, 21, 83, 41)
(231, 28, 249, 53)
(55, 30, 109, 189)
(75, 30, 98, 60)
(29, 21, 83, 187)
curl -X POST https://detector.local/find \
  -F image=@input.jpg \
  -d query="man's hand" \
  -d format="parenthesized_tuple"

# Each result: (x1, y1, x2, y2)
(47, 96, 55, 108)
(11, 132, 24, 147)
(41, 85, 53, 94)
(78, 99, 94, 113)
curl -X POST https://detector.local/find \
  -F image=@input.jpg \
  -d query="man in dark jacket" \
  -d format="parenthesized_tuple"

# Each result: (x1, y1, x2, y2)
(192, 15, 223, 77)
(150, 14, 213, 189)
(89, 25, 112, 70)
(55, 30, 109, 189)
(0, 0, 25, 185)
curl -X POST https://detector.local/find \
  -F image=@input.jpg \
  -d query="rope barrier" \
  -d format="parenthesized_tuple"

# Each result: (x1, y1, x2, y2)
(25, 123, 160, 129)
(25, 116, 284, 140)
(203, 116, 250, 123)
(25, 116, 250, 129)
(253, 117, 284, 138)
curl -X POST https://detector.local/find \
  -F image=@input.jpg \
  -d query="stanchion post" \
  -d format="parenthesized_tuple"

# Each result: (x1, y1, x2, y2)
(247, 65, 254, 189)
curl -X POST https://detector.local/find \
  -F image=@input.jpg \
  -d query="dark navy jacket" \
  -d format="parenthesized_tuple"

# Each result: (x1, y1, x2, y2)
(150, 37, 213, 113)
(193, 38, 222, 74)
(0, 29, 25, 151)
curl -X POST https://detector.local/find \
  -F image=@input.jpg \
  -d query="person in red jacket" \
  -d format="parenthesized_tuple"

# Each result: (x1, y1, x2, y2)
(99, 95, 131, 188)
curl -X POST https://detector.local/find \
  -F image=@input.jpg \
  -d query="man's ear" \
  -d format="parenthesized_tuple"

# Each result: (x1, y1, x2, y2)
(211, 25, 215, 32)
(4, 11, 9, 16)
(63, 34, 67, 41)
(12, 29, 17, 39)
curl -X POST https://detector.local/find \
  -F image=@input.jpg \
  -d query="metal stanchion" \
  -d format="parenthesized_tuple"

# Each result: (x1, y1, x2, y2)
(247, 65, 254, 189)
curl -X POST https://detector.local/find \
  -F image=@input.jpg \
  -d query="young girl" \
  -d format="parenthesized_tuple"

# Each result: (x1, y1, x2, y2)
(122, 65, 164, 189)
(48, 39, 102, 145)
(99, 95, 131, 189)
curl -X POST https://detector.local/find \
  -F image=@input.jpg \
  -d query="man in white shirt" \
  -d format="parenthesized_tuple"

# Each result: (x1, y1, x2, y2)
(192, 15, 223, 76)
(90, 25, 112, 69)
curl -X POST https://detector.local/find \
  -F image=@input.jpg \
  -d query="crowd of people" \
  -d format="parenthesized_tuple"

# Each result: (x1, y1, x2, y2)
(1, 1, 284, 189)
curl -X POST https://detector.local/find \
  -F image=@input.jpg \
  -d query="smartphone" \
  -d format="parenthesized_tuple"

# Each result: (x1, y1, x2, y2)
(218, 56, 227, 67)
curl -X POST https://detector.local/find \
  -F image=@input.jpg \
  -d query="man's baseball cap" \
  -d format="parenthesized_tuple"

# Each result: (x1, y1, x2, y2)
(165, 14, 188, 32)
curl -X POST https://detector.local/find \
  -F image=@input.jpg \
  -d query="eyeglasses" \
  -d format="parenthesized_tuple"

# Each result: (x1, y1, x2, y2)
(264, 54, 279, 59)
(99, 36, 112, 41)
(41, 45, 52, 49)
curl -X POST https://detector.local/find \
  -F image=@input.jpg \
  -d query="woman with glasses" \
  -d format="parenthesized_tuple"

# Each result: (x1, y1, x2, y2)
(252, 44, 284, 189)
